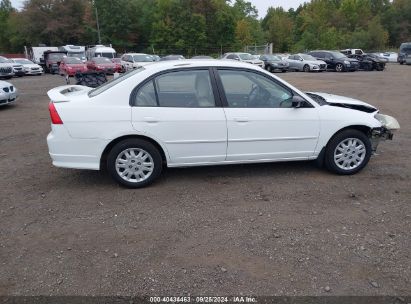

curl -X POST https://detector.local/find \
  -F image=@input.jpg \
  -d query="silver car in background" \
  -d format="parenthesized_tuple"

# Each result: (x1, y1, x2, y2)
(287, 53, 327, 72)
(0, 80, 18, 106)
(0, 57, 14, 79)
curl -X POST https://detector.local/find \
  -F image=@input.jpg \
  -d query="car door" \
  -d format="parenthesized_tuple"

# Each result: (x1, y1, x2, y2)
(216, 68, 320, 161)
(131, 68, 227, 165)
(287, 55, 299, 71)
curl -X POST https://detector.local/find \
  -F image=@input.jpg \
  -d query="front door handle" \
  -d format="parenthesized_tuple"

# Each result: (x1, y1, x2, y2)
(143, 117, 158, 123)
(234, 117, 249, 123)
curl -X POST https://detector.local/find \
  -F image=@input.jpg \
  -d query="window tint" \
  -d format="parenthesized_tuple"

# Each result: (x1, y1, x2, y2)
(226, 54, 236, 59)
(134, 80, 157, 106)
(154, 70, 215, 107)
(218, 70, 293, 108)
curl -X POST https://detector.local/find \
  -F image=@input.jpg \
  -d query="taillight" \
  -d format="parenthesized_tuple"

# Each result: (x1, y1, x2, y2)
(48, 102, 63, 124)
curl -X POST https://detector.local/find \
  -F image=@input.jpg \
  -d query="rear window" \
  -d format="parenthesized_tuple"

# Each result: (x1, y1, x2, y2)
(88, 67, 145, 97)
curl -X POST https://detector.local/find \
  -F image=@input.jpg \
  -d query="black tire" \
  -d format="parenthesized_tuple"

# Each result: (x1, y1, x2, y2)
(107, 139, 162, 188)
(324, 129, 372, 175)
(335, 63, 344, 72)
(303, 64, 310, 72)
(399, 61, 404, 65)
(266, 65, 272, 73)
(281, 69, 287, 73)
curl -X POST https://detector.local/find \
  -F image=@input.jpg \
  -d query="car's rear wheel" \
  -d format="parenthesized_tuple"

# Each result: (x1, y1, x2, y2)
(107, 139, 162, 188)
(324, 129, 372, 175)
(335, 63, 344, 72)
(303, 64, 310, 72)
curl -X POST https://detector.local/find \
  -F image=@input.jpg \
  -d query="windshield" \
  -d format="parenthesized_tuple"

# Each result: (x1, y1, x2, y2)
(68, 52, 85, 59)
(96, 52, 116, 59)
(300, 54, 316, 61)
(89, 67, 145, 97)
(48, 53, 66, 61)
(264, 55, 280, 61)
(238, 53, 253, 60)
(133, 55, 154, 62)
(15, 59, 33, 64)
(65, 57, 83, 64)
(330, 52, 346, 59)
(401, 47, 411, 53)
(93, 57, 112, 63)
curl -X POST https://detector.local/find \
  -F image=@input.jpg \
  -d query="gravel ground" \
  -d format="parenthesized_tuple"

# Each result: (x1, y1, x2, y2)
(0, 65, 410, 296)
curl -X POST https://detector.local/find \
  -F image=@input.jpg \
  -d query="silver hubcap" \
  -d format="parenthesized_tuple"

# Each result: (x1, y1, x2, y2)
(334, 138, 366, 170)
(336, 64, 343, 72)
(115, 148, 154, 183)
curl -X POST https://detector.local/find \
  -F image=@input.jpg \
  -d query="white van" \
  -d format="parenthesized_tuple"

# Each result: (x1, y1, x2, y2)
(86, 45, 116, 60)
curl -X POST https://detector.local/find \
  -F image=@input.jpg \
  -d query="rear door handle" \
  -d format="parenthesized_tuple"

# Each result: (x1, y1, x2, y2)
(234, 117, 249, 123)
(143, 117, 158, 123)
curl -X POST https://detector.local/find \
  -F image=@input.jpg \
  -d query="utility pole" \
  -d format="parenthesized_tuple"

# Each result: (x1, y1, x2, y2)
(94, 0, 102, 44)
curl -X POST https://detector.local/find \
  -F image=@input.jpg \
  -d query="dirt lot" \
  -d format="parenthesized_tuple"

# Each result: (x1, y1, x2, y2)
(0, 65, 410, 296)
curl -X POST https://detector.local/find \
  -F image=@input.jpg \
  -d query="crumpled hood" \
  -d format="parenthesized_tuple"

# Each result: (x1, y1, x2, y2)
(308, 92, 378, 112)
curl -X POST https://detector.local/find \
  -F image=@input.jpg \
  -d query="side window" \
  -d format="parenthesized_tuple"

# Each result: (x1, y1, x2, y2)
(134, 80, 157, 107)
(155, 70, 215, 107)
(218, 70, 293, 108)
(226, 54, 236, 60)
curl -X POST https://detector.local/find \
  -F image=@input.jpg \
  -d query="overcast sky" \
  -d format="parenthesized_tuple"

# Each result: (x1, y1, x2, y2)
(10, 0, 307, 18)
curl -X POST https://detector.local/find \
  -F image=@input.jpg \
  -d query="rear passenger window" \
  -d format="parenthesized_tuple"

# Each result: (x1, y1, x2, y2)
(134, 80, 157, 106)
(154, 70, 215, 107)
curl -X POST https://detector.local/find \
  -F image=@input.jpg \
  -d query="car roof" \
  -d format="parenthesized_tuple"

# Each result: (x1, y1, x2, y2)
(142, 59, 263, 72)
(123, 53, 148, 56)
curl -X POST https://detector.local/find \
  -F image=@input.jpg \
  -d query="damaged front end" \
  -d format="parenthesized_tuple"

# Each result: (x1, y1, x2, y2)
(370, 113, 400, 152)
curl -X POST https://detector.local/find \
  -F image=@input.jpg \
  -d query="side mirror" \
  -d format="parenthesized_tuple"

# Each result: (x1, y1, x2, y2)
(300, 58, 303, 61)
(291, 95, 306, 108)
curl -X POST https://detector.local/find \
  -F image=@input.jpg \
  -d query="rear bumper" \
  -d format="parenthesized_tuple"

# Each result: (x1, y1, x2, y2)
(47, 124, 109, 170)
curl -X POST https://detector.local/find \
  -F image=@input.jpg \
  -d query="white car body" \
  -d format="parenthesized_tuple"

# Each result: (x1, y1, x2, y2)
(10, 58, 43, 75)
(221, 52, 264, 68)
(120, 53, 154, 71)
(379, 52, 398, 63)
(46, 60, 399, 185)
(0, 80, 18, 106)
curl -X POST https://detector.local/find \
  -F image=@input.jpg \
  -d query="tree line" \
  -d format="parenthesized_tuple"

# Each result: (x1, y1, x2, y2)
(0, 0, 410, 56)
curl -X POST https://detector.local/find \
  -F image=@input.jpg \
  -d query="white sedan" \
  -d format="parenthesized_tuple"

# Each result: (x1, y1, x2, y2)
(0, 80, 18, 106)
(46, 60, 400, 188)
(9, 58, 43, 75)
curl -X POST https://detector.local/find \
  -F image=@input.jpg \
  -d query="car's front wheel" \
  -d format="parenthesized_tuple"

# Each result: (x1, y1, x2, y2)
(107, 139, 162, 188)
(324, 129, 372, 175)
(335, 63, 344, 72)
(303, 64, 310, 72)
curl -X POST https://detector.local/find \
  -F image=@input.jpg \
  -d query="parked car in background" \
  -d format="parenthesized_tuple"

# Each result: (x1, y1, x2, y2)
(353, 54, 385, 71)
(398, 42, 411, 65)
(378, 52, 397, 62)
(59, 45, 86, 62)
(111, 58, 124, 72)
(341, 49, 364, 56)
(59, 57, 88, 76)
(121, 53, 154, 71)
(9, 58, 43, 75)
(287, 53, 327, 72)
(160, 55, 185, 61)
(259, 54, 289, 72)
(43, 51, 67, 74)
(406, 54, 411, 65)
(308, 51, 359, 72)
(46, 60, 399, 188)
(191, 55, 214, 59)
(0, 80, 17, 106)
(0, 57, 25, 77)
(87, 57, 120, 74)
(150, 55, 161, 62)
(0, 56, 14, 79)
(221, 52, 264, 68)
